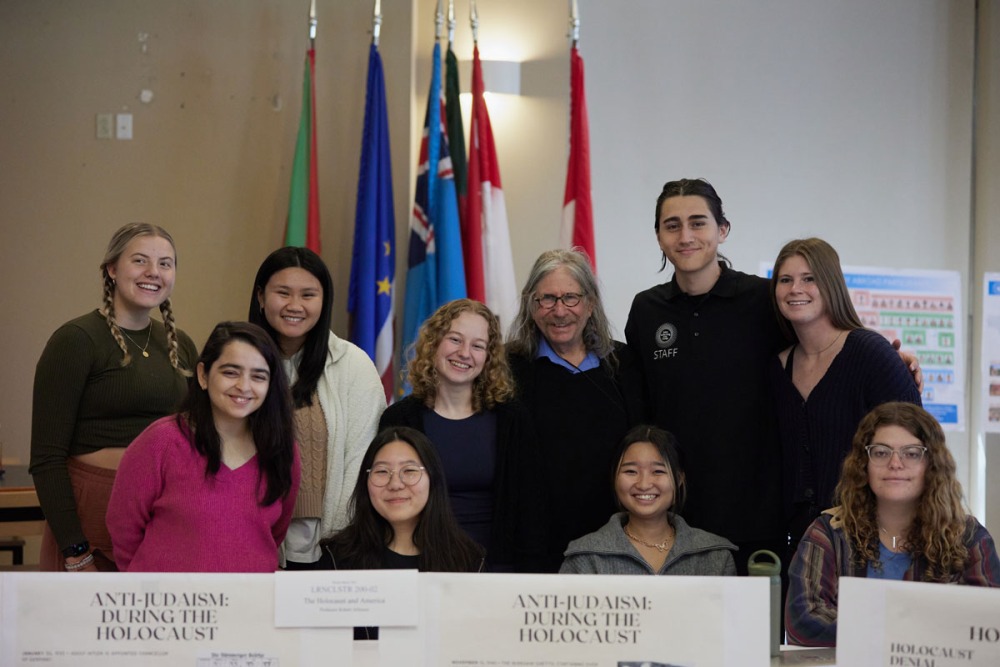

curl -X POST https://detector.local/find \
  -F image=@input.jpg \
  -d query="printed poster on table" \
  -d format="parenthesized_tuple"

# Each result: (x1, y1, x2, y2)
(981, 273, 1000, 433)
(838, 578, 1000, 666)
(760, 263, 964, 430)
(0, 573, 352, 666)
(421, 572, 769, 667)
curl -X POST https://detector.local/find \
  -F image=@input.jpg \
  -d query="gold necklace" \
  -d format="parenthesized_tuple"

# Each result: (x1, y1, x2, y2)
(801, 330, 845, 356)
(121, 323, 152, 358)
(624, 524, 674, 553)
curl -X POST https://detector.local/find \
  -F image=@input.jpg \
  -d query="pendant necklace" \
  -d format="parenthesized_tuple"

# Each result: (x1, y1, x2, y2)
(121, 323, 152, 358)
(802, 330, 845, 357)
(879, 526, 902, 552)
(624, 524, 674, 553)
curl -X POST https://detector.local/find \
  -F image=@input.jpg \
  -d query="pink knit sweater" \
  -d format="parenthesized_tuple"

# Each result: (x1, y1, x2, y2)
(107, 416, 300, 572)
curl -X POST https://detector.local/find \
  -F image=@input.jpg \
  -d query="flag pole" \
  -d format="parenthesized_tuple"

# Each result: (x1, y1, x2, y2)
(371, 0, 382, 47)
(435, 0, 443, 41)
(569, 0, 580, 46)
(447, 0, 455, 47)
(309, 0, 317, 47)
(470, 0, 479, 44)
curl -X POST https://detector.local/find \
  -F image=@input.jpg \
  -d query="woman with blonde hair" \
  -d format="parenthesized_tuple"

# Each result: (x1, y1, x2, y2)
(379, 299, 545, 571)
(785, 402, 999, 646)
(30, 223, 197, 571)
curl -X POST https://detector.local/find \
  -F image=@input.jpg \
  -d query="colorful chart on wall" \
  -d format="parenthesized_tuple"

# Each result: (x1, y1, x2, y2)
(760, 263, 965, 430)
(981, 274, 1000, 433)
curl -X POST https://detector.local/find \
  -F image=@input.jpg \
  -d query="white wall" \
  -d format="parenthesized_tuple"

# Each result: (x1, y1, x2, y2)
(417, 0, 984, 513)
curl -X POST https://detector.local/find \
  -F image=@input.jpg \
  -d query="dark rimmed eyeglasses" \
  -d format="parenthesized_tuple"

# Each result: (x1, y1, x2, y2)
(533, 292, 585, 309)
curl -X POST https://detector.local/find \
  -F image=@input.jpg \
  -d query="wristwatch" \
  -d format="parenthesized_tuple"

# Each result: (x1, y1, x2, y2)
(61, 541, 90, 558)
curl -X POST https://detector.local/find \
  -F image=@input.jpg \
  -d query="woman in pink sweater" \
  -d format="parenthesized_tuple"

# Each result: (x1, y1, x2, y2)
(107, 321, 300, 572)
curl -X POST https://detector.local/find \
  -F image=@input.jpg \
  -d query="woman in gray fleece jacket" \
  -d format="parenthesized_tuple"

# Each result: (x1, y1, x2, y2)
(560, 426, 737, 576)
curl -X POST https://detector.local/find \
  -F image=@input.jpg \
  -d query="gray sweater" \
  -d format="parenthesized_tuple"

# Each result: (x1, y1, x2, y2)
(560, 512, 737, 576)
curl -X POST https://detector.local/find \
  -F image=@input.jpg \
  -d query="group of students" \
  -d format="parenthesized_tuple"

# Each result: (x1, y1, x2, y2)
(29, 178, 998, 648)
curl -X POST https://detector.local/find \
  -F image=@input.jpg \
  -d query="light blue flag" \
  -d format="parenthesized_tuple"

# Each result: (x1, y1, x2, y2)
(402, 42, 466, 393)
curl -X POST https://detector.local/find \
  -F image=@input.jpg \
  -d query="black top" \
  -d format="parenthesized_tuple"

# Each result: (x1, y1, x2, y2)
(423, 410, 497, 554)
(508, 341, 645, 572)
(379, 396, 547, 572)
(769, 328, 921, 525)
(625, 264, 786, 544)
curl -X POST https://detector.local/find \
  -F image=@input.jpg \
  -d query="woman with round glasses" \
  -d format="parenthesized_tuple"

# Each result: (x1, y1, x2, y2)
(380, 299, 545, 572)
(508, 249, 644, 572)
(768, 238, 921, 554)
(321, 427, 483, 571)
(785, 402, 1000, 647)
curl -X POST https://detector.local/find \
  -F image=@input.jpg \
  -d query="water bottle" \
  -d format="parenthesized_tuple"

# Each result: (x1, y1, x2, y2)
(747, 549, 782, 657)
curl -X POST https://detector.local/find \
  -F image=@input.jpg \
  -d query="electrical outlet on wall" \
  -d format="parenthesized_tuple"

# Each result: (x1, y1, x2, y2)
(115, 113, 132, 140)
(96, 113, 113, 139)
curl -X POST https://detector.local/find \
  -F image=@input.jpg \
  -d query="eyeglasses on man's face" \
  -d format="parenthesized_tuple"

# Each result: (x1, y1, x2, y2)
(865, 444, 928, 466)
(533, 292, 584, 309)
(367, 465, 426, 487)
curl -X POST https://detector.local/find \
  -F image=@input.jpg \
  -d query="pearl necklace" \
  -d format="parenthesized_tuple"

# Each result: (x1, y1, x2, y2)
(624, 524, 674, 553)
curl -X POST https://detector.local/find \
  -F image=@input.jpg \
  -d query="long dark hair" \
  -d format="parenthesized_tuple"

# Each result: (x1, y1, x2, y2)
(248, 246, 334, 408)
(179, 321, 296, 506)
(323, 427, 484, 571)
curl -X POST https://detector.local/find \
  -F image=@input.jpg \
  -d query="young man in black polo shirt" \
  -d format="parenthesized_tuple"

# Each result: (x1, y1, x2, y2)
(625, 178, 785, 574)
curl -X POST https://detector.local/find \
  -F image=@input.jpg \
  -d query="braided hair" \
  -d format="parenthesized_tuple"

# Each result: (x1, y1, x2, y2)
(99, 223, 191, 376)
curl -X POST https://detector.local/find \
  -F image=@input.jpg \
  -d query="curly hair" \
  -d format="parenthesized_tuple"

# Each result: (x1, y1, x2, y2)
(100, 223, 191, 377)
(506, 248, 616, 365)
(770, 238, 864, 342)
(407, 299, 514, 411)
(835, 402, 969, 581)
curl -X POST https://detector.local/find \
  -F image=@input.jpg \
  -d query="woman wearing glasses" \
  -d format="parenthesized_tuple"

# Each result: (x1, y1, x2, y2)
(507, 249, 644, 572)
(321, 427, 483, 571)
(768, 238, 921, 554)
(785, 402, 1000, 647)
(380, 299, 545, 572)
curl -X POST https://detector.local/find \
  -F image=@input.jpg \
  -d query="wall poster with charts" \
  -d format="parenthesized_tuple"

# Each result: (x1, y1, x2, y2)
(982, 273, 1000, 433)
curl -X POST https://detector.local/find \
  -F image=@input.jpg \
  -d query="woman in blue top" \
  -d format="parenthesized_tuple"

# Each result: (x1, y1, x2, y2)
(786, 402, 1000, 646)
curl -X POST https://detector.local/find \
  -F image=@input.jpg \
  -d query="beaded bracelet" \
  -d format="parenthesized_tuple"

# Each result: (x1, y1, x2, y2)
(64, 553, 95, 571)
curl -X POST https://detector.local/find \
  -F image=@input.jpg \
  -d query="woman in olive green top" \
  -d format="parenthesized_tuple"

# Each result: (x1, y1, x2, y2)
(30, 223, 196, 572)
